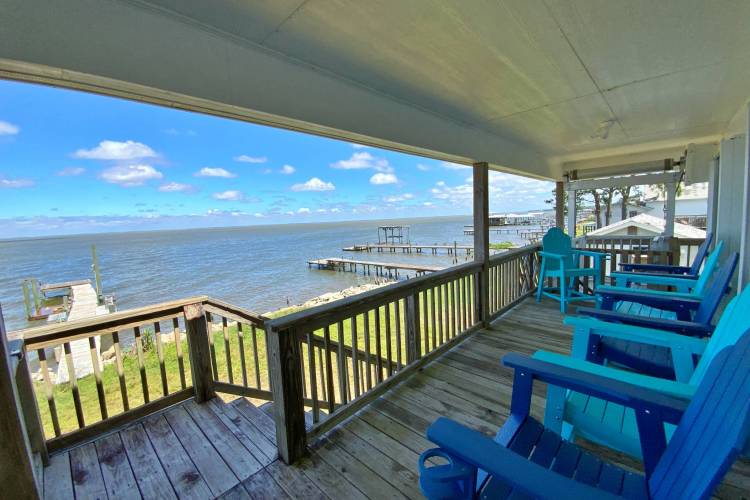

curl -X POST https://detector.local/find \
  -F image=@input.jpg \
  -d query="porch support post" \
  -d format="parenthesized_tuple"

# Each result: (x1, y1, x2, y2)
(566, 188, 577, 238)
(555, 181, 565, 229)
(664, 181, 677, 238)
(706, 156, 720, 237)
(473, 162, 490, 326)
(0, 305, 40, 499)
(740, 103, 750, 290)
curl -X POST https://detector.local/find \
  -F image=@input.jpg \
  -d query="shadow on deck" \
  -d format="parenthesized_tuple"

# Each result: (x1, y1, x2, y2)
(42, 298, 750, 499)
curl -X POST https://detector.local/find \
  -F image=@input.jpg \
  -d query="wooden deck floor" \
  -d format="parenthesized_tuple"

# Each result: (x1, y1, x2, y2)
(42, 298, 750, 499)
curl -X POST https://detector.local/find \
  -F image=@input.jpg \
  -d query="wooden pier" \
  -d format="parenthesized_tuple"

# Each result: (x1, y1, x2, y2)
(343, 243, 472, 255)
(308, 257, 443, 278)
(464, 225, 552, 237)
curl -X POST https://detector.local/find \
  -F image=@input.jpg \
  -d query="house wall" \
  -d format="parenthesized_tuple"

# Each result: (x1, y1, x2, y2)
(717, 134, 747, 289)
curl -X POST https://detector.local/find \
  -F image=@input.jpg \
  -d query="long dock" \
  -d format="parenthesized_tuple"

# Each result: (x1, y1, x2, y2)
(464, 225, 552, 237)
(343, 243, 472, 255)
(308, 257, 444, 278)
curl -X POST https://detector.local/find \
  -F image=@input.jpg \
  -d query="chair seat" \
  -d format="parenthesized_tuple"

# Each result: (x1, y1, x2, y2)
(562, 392, 676, 460)
(544, 267, 600, 278)
(480, 418, 648, 499)
(598, 338, 678, 380)
(615, 301, 677, 319)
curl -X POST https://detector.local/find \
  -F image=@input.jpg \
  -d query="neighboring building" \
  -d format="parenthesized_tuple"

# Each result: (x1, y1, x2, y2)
(606, 183, 709, 229)
(586, 213, 706, 239)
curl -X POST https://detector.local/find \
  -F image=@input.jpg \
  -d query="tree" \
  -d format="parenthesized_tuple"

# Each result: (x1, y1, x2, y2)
(602, 187, 616, 226)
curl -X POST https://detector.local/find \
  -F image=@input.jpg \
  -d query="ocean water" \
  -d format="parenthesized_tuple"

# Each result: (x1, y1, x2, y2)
(0, 216, 534, 331)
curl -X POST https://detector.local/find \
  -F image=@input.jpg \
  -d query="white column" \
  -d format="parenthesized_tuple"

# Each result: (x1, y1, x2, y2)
(706, 157, 720, 236)
(663, 182, 677, 237)
(566, 189, 577, 238)
(739, 104, 750, 290)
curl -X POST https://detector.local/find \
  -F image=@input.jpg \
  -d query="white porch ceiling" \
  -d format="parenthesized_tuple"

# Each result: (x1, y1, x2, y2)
(1, 0, 748, 179)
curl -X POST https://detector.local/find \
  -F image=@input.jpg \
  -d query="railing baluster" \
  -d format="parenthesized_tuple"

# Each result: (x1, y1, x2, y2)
(251, 324, 261, 389)
(237, 322, 248, 387)
(430, 287, 437, 350)
(88, 336, 107, 420)
(154, 322, 168, 397)
(385, 302, 393, 377)
(222, 317, 233, 384)
(63, 342, 85, 428)
(374, 306, 383, 383)
(317, 344, 326, 405)
(206, 312, 218, 379)
(133, 326, 149, 404)
(336, 321, 348, 405)
(173, 318, 187, 390)
(363, 310, 372, 390)
(351, 316, 360, 398)
(421, 290, 430, 354)
(112, 331, 129, 411)
(307, 332, 320, 423)
(451, 279, 458, 337)
(37, 349, 60, 437)
(394, 300, 403, 370)
(323, 326, 335, 413)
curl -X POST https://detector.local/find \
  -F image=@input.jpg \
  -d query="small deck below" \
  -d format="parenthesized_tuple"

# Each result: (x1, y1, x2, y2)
(42, 298, 750, 499)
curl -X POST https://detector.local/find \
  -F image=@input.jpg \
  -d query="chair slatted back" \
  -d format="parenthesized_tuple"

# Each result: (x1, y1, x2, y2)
(542, 228, 575, 271)
(688, 232, 714, 276)
(650, 331, 750, 499)
(692, 241, 724, 296)
(689, 284, 750, 385)
(693, 253, 739, 325)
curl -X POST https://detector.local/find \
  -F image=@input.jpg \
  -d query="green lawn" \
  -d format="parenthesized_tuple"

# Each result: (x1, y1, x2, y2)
(35, 279, 476, 438)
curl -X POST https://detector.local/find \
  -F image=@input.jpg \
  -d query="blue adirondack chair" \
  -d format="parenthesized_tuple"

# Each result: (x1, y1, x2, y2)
(528, 285, 750, 459)
(419, 332, 750, 499)
(578, 252, 738, 342)
(595, 241, 725, 321)
(535, 228, 607, 312)
(607, 241, 724, 294)
(618, 232, 713, 277)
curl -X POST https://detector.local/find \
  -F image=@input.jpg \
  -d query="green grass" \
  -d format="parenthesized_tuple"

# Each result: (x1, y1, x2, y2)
(489, 241, 515, 250)
(35, 278, 477, 438)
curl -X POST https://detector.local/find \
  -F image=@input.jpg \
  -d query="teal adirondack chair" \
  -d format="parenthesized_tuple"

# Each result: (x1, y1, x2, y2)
(531, 284, 750, 459)
(605, 241, 724, 295)
(536, 228, 607, 312)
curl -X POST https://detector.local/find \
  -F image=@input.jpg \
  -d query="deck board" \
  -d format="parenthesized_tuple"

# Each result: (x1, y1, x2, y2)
(42, 298, 749, 499)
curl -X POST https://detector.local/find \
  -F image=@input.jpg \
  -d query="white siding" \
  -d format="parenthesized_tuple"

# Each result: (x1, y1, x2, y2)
(717, 135, 747, 289)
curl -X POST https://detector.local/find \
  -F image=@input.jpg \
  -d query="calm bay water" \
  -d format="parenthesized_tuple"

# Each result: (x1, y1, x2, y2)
(0, 216, 533, 331)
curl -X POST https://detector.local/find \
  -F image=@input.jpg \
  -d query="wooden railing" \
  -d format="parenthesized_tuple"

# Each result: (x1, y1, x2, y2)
(264, 243, 541, 462)
(576, 236, 705, 283)
(11, 296, 268, 453)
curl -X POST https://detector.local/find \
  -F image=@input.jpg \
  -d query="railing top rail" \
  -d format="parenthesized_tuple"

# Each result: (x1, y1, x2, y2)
(13, 295, 266, 349)
(267, 260, 483, 333)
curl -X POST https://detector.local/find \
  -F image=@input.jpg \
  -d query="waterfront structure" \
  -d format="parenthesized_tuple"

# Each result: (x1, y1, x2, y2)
(2, 3, 750, 498)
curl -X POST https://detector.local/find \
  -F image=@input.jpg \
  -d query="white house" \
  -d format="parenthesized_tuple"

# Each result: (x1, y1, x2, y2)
(587, 213, 707, 239)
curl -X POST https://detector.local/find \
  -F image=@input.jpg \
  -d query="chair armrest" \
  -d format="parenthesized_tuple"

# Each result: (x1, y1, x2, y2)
(426, 418, 624, 500)
(610, 272, 699, 288)
(531, 351, 696, 399)
(538, 251, 566, 261)
(575, 307, 713, 338)
(595, 285, 700, 304)
(502, 353, 689, 422)
(572, 249, 608, 260)
(563, 316, 707, 353)
(619, 263, 692, 274)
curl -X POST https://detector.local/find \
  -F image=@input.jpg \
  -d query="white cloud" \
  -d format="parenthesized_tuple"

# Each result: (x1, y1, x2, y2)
(331, 152, 393, 172)
(74, 140, 157, 160)
(291, 177, 335, 192)
(254, 212, 265, 218)
(423, 202, 434, 207)
(285, 210, 295, 216)
(441, 161, 470, 170)
(100, 164, 163, 187)
(316, 208, 327, 213)
(384, 193, 414, 203)
(416, 164, 431, 172)
(330, 207, 342, 213)
(195, 167, 236, 178)
(213, 190, 244, 201)
(297, 207, 311, 214)
(370, 173, 398, 185)
(0, 121, 19, 135)
(0, 177, 33, 188)
(350, 143, 369, 149)
(234, 155, 267, 164)
(158, 182, 193, 192)
(279, 164, 296, 175)
(57, 167, 86, 177)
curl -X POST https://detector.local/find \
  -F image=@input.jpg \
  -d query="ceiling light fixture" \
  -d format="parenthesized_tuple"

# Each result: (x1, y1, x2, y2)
(590, 119, 616, 140)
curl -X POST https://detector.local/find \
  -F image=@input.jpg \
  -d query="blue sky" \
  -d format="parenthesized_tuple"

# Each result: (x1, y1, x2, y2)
(0, 79, 553, 238)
